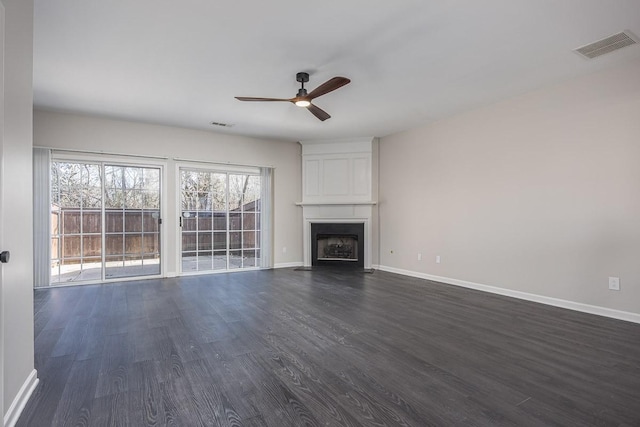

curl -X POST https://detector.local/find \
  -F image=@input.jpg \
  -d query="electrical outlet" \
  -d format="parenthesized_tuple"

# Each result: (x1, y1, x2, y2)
(608, 277, 620, 291)
(282, 246, 287, 254)
(417, 253, 422, 261)
(436, 255, 441, 264)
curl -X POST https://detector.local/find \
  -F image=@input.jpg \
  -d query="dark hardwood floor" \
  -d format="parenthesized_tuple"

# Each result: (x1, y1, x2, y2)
(17, 268, 640, 426)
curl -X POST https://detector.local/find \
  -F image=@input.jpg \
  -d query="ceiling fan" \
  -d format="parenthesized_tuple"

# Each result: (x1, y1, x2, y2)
(235, 72, 350, 121)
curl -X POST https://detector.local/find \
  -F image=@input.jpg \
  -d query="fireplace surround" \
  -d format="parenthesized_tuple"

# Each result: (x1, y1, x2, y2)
(297, 138, 378, 270)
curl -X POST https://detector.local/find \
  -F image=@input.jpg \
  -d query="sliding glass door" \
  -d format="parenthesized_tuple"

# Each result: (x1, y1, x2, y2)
(51, 161, 162, 284)
(180, 168, 260, 273)
(104, 165, 161, 278)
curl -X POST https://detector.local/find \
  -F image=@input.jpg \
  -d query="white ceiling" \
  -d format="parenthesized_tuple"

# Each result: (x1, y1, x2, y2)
(33, 0, 640, 142)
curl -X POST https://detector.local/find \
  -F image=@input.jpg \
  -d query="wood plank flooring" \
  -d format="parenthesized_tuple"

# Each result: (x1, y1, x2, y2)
(17, 268, 640, 426)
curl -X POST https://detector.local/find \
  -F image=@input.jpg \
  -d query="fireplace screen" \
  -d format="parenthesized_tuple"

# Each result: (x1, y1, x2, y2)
(310, 222, 364, 267)
(316, 234, 358, 261)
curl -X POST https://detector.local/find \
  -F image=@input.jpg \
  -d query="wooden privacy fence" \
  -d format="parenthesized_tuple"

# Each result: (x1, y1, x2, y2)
(180, 211, 260, 252)
(52, 208, 160, 263)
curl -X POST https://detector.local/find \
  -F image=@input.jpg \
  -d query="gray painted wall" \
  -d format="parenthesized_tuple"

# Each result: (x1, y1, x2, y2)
(379, 59, 640, 315)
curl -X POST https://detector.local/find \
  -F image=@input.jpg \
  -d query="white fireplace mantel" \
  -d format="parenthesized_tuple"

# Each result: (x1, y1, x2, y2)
(298, 137, 378, 269)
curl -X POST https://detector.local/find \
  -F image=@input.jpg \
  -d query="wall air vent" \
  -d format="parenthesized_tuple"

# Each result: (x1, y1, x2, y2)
(210, 121, 234, 128)
(574, 31, 637, 59)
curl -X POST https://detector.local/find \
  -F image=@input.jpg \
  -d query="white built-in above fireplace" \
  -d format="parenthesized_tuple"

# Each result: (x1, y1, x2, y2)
(296, 137, 377, 269)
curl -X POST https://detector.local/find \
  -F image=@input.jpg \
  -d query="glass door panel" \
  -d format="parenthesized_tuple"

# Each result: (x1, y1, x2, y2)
(180, 169, 260, 273)
(229, 174, 261, 269)
(51, 162, 103, 283)
(105, 165, 161, 279)
(180, 170, 227, 272)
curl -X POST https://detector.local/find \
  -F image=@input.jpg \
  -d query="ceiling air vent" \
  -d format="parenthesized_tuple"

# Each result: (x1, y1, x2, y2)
(574, 31, 637, 59)
(210, 121, 233, 128)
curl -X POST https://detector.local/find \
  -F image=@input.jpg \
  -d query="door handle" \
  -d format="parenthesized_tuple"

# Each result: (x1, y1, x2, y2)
(0, 251, 10, 264)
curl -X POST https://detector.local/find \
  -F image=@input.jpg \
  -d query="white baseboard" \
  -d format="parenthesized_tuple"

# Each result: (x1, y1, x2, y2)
(273, 262, 304, 269)
(377, 265, 640, 324)
(4, 369, 38, 427)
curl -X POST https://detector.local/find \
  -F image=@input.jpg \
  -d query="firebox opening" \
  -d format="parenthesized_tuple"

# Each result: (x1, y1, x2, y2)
(317, 234, 358, 262)
(310, 222, 365, 268)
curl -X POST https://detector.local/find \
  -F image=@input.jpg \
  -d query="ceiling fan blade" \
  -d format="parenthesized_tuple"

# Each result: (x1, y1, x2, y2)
(307, 103, 331, 121)
(235, 97, 292, 102)
(307, 77, 351, 100)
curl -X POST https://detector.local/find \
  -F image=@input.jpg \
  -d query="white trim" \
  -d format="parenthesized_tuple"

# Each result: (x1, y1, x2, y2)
(43, 146, 168, 160)
(44, 273, 165, 289)
(299, 137, 375, 155)
(50, 151, 167, 167)
(1, 3, 6, 418)
(174, 163, 182, 276)
(299, 137, 376, 146)
(295, 201, 377, 206)
(274, 262, 303, 269)
(4, 369, 38, 427)
(303, 214, 373, 269)
(377, 265, 640, 324)
(173, 157, 271, 170)
(179, 267, 261, 277)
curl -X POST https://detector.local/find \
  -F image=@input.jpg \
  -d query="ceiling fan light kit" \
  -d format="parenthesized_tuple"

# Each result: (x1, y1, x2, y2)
(235, 71, 350, 121)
